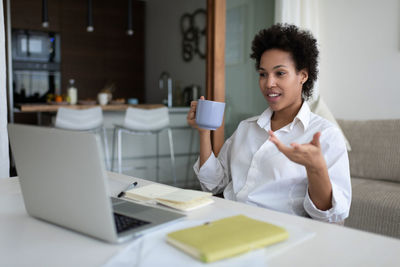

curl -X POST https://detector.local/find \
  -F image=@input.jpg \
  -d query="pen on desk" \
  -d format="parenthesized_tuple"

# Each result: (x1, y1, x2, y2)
(117, 182, 138, 198)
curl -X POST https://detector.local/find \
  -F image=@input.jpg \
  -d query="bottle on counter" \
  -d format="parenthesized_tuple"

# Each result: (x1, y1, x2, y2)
(67, 79, 78, 105)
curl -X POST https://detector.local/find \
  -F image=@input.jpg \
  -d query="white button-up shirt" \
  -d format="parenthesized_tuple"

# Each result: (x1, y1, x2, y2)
(194, 102, 351, 222)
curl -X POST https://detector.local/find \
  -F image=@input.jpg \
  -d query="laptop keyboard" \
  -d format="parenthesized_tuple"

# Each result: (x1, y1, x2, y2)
(113, 213, 150, 233)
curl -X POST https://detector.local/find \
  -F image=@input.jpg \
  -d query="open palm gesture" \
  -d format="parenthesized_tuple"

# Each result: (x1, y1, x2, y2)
(268, 130, 326, 170)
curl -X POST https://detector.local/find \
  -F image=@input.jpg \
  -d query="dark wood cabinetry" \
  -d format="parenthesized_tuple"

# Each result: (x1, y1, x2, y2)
(10, 0, 145, 102)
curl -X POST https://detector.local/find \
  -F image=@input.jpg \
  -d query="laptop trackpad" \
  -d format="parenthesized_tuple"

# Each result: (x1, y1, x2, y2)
(113, 201, 150, 215)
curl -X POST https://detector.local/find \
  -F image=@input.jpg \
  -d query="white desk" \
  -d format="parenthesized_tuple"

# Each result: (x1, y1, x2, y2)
(1, 172, 400, 266)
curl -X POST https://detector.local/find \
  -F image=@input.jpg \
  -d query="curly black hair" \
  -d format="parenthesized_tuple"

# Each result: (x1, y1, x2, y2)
(250, 23, 319, 100)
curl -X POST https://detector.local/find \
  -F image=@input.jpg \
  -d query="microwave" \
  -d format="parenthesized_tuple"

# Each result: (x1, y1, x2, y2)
(12, 29, 60, 63)
(12, 30, 61, 104)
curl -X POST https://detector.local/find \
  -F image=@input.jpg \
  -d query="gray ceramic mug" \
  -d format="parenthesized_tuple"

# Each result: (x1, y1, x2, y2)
(195, 99, 226, 130)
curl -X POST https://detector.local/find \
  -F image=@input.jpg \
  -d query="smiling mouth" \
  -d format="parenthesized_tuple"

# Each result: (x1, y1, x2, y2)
(267, 93, 281, 97)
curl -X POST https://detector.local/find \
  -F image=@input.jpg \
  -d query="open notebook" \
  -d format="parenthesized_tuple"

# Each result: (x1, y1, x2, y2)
(124, 184, 213, 212)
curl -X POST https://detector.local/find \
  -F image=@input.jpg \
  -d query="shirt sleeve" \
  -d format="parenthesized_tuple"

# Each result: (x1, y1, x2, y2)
(303, 126, 352, 222)
(193, 137, 233, 195)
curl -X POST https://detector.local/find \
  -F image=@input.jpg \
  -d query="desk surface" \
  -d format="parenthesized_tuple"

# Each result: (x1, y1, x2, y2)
(1, 173, 400, 266)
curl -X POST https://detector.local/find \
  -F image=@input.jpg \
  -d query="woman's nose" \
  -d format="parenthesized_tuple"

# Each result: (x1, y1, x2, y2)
(266, 77, 276, 88)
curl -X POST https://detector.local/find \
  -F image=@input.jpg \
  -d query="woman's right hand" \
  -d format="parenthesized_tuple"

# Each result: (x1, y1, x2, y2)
(187, 96, 212, 166)
(187, 96, 205, 130)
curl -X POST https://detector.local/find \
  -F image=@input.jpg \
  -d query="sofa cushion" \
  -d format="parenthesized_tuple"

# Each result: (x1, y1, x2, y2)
(308, 95, 351, 151)
(345, 177, 400, 238)
(337, 119, 400, 183)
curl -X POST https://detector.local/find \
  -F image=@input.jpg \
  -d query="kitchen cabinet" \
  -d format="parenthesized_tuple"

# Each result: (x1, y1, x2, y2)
(9, 0, 145, 103)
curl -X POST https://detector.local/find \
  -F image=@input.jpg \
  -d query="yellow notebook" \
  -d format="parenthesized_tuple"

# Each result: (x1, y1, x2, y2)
(124, 184, 213, 211)
(166, 215, 289, 263)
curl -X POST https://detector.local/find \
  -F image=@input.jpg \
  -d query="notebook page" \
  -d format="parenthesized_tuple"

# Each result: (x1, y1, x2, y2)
(156, 197, 214, 211)
(156, 189, 212, 203)
(125, 184, 179, 201)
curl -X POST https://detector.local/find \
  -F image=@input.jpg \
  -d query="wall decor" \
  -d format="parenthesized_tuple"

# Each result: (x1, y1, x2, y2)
(180, 9, 206, 62)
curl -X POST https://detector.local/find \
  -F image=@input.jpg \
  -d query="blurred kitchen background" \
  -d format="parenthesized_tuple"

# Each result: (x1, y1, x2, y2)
(5, 0, 275, 187)
(8, 0, 207, 117)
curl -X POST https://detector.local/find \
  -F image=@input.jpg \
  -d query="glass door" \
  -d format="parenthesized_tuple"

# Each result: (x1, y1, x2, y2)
(224, 0, 275, 137)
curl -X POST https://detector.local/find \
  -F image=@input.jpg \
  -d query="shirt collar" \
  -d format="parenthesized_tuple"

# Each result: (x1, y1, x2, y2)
(292, 101, 311, 131)
(256, 108, 273, 130)
(256, 101, 311, 131)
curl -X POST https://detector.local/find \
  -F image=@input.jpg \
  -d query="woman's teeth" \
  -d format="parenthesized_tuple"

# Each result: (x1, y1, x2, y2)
(268, 93, 280, 97)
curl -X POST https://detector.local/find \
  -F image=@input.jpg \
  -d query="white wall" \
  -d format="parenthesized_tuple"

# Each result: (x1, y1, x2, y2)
(145, 0, 206, 105)
(318, 0, 400, 120)
(0, 0, 9, 178)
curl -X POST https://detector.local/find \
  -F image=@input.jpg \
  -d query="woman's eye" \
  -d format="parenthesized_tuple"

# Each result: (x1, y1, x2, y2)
(259, 73, 267, 78)
(276, 71, 285, 76)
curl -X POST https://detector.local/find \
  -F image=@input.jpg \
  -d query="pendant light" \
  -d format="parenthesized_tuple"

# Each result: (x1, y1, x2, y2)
(126, 0, 134, 36)
(87, 0, 94, 32)
(41, 0, 49, 28)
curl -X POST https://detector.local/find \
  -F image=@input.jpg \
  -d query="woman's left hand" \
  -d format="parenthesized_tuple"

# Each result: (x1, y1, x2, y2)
(269, 130, 333, 210)
(268, 130, 325, 170)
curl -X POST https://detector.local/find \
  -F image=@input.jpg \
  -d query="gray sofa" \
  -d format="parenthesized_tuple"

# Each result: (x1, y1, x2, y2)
(337, 119, 400, 239)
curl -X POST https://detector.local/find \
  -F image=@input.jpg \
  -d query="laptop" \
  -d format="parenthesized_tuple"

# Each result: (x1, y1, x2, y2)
(8, 123, 185, 243)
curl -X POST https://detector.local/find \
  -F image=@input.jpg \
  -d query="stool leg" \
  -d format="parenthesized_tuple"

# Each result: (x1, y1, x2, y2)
(167, 128, 177, 186)
(102, 127, 110, 171)
(156, 132, 159, 183)
(111, 127, 117, 171)
(117, 129, 122, 174)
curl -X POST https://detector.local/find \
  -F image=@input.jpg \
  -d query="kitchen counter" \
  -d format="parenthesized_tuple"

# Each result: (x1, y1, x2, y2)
(168, 106, 190, 113)
(17, 103, 190, 114)
(17, 103, 165, 112)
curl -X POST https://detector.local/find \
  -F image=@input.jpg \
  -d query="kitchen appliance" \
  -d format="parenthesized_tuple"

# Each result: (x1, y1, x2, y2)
(11, 29, 61, 104)
(183, 85, 199, 106)
(12, 29, 60, 63)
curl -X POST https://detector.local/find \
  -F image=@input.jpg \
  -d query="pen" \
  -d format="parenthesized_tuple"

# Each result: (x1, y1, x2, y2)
(117, 182, 138, 198)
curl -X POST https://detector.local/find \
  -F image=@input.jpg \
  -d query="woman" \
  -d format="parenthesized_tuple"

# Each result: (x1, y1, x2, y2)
(187, 24, 351, 222)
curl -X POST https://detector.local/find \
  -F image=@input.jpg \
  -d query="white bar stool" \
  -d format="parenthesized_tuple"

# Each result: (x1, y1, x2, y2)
(111, 107, 176, 185)
(54, 107, 110, 170)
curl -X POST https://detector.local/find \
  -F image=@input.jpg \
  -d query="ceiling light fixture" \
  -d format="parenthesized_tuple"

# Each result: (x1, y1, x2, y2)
(87, 0, 94, 32)
(41, 0, 49, 28)
(126, 0, 134, 36)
